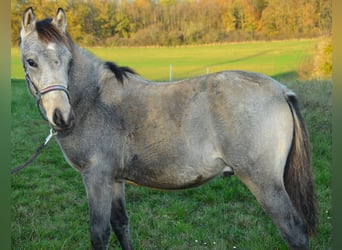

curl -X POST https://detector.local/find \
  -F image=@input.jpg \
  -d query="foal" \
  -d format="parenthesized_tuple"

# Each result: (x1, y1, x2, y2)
(19, 7, 316, 250)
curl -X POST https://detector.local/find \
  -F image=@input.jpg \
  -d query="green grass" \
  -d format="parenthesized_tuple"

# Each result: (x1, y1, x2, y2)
(11, 40, 331, 249)
(12, 39, 317, 81)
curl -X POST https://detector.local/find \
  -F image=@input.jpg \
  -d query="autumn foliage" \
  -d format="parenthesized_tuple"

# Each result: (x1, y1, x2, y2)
(11, 0, 331, 47)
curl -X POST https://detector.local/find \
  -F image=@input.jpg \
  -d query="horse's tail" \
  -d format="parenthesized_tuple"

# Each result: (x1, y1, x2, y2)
(284, 94, 317, 236)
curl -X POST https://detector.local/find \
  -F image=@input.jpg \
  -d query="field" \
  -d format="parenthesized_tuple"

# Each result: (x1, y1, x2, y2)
(11, 39, 331, 249)
(11, 39, 317, 81)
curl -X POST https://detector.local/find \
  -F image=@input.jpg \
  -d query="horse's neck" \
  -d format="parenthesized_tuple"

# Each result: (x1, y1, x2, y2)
(69, 46, 101, 106)
(74, 46, 101, 80)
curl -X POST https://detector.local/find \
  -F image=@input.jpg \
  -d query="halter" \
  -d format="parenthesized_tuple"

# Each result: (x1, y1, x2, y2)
(24, 63, 70, 121)
(12, 64, 71, 174)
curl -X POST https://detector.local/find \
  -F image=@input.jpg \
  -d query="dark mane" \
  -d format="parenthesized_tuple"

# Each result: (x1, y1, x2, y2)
(104, 61, 136, 84)
(36, 18, 73, 50)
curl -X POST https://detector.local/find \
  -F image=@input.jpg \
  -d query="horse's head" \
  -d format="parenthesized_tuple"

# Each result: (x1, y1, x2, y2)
(20, 7, 75, 131)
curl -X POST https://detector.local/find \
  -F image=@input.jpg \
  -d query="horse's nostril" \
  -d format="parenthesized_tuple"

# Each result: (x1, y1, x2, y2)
(53, 109, 63, 126)
(53, 108, 70, 129)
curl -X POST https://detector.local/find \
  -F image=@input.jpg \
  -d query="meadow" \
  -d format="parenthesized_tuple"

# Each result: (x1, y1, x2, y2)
(11, 39, 317, 81)
(11, 39, 331, 249)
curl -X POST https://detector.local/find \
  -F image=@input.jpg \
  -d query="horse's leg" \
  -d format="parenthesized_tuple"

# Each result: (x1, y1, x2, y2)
(237, 168, 309, 250)
(110, 181, 133, 250)
(82, 168, 113, 250)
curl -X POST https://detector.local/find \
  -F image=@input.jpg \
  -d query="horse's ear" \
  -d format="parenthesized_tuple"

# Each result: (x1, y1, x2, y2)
(52, 8, 67, 33)
(21, 7, 36, 37)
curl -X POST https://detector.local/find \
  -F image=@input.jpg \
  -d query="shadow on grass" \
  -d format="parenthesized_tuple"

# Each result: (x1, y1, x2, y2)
(208, 50, 273, 67)
(271, 71, 298, 82)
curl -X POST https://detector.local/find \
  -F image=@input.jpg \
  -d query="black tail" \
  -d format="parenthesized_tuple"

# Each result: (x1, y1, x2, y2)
(284, 95, 318, 236)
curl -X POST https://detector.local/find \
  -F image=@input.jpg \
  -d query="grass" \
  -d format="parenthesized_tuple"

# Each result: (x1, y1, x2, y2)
(11, 39, 331, 249)
(11, 39, 317, 81)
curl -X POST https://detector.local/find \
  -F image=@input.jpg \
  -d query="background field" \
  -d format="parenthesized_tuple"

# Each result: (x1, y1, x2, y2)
(11, 39, 331, 249)
(11, 39, 317, 81)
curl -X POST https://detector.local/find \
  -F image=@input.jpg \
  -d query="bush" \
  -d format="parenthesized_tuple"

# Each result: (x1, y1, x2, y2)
(299, 36, 332, 80)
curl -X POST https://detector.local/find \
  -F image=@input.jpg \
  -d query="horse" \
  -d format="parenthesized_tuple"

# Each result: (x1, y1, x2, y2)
(19, 7, 317, 250)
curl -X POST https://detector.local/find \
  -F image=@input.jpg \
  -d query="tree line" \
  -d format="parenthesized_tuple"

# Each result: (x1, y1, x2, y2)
(11, 0, 331, 46)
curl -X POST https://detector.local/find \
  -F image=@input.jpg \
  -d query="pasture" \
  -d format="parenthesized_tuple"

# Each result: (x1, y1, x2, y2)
(11, 39, 317, 81)
(11, 39, 331, 249)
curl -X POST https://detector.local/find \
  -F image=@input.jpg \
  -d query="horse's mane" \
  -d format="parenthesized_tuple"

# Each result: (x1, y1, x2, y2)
(35, 18, 73, 50)
(104, 61, 136, 84)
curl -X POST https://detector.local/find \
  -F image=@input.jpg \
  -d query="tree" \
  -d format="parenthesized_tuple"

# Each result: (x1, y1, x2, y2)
(11, 0, 332, 46)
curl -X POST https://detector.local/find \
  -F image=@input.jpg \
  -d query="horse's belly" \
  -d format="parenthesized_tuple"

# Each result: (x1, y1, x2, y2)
(121, 155, 229, 190)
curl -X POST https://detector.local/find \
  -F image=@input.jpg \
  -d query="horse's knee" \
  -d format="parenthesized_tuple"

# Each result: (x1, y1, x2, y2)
(90, 226, 110, 250)
(111, 223, 132, 250)
(111, 214, 129, 234)
(89, 221, 111, 250)
(82, 169, 114, 249)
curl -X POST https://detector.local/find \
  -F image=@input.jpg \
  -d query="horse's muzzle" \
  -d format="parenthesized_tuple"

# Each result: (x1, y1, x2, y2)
(52, 108, 75, 131)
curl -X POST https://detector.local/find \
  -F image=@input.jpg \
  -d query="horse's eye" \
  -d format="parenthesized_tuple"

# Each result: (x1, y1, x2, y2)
(27, 59, 37, 68)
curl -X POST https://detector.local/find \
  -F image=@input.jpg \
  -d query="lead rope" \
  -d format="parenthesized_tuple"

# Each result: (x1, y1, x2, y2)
(11, 129, 57, 175)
